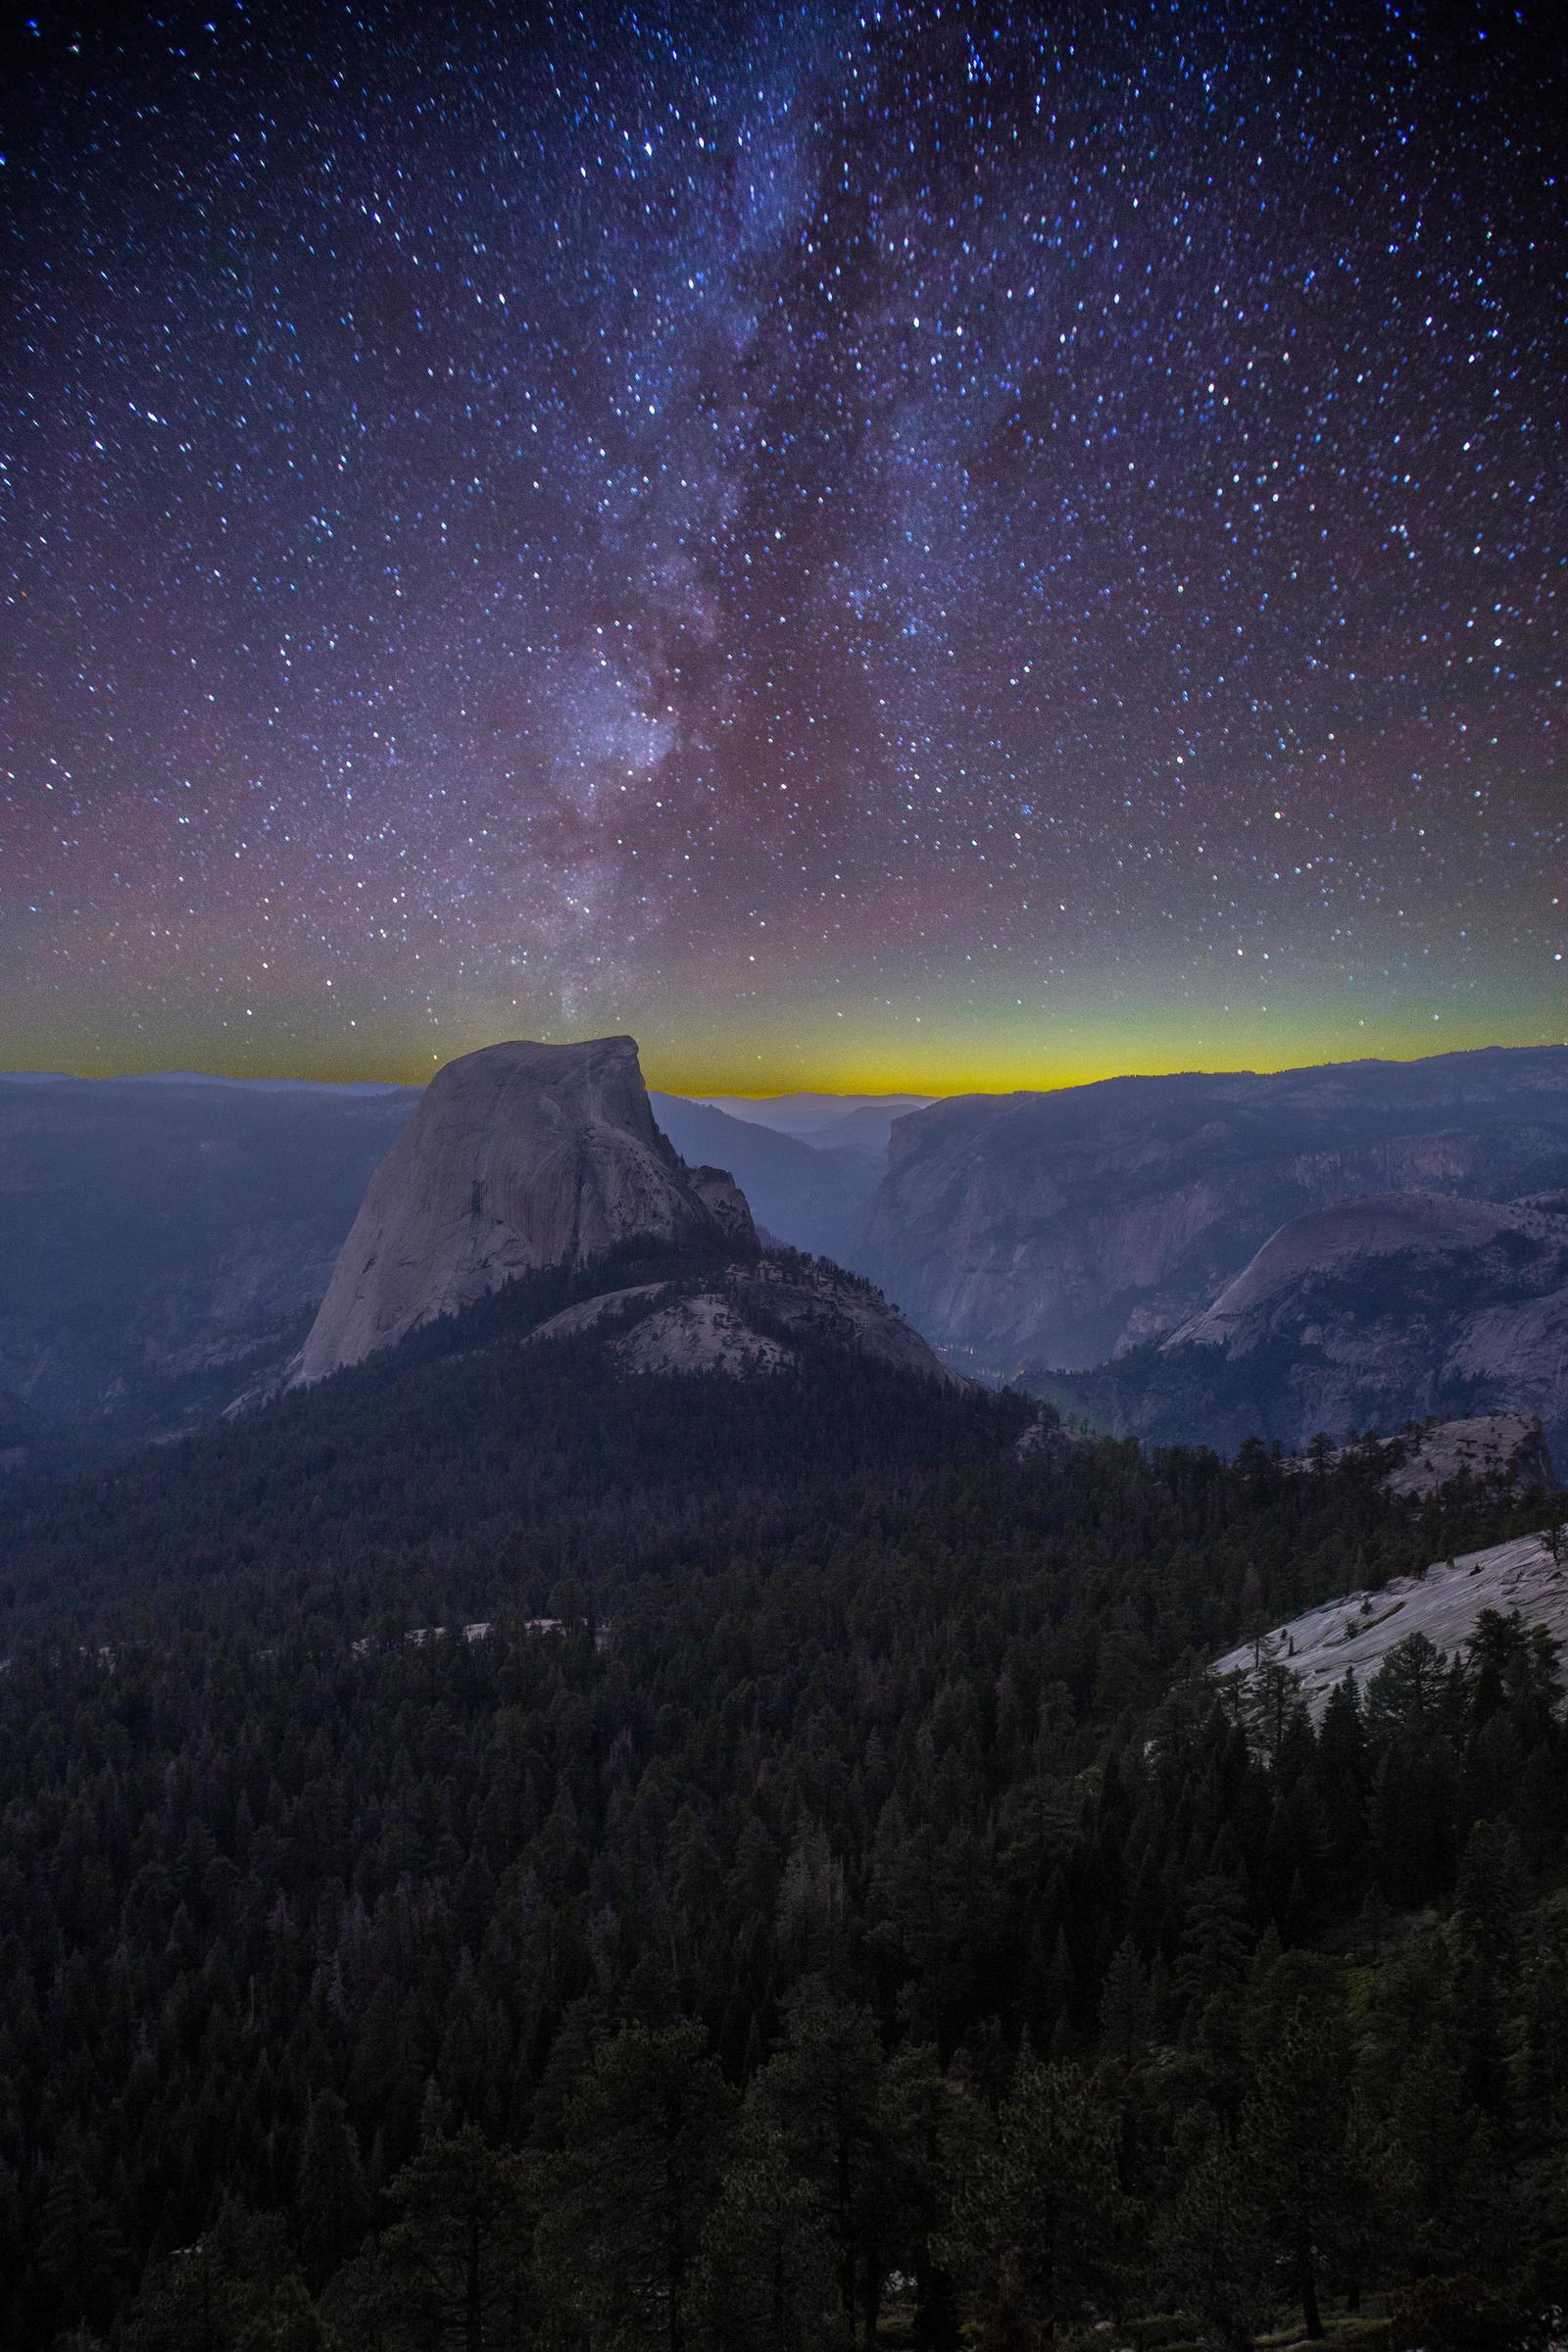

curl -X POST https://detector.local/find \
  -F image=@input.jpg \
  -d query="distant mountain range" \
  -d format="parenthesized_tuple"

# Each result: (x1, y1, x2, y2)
(5, 1044, 1568, 1471)
(865, 1047, 1568, 1374)
(692, 1090, 931, 1149)
(648, 1096, 880, 1261)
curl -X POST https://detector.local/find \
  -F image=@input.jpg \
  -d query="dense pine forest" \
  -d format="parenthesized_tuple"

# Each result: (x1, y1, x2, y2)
(1, 1246, 1565, 2350)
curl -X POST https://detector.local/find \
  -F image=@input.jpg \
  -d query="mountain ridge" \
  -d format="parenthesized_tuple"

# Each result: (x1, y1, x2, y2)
(293, 1036, 758, 1385)
(868, 1044, 1568, 1374)
(1033, 1188, 1568, 1461)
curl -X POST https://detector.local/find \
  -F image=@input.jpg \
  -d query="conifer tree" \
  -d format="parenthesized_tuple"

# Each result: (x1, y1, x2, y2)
(537, 2021, 733, 2352)
(37, 2158, 126, 2336)
(1239, 1997, 1360, 2339)
(347, 2126, 537, 2351)
(1386, 2044, 1511, 2285)
(125, 2206, 313, 2352)
(944, 2058, 1130, 2349)
(878, 2042, 983, 2352)
(692, 2126, 838, 2352)
(1156, 2112, 1270, 2352)
(750, 1981, 892, 2345)
(295, 2088, 370, 2288)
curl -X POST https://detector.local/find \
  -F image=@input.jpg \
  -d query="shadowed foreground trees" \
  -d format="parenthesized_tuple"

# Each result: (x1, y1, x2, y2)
(327, 2130, 536, 2351)
(0, 1280, 1565, 2347)
(22, 1595, 1566, 2352)
(535, 2025, 731, 2352)
(943, 2058, 1131, 2349)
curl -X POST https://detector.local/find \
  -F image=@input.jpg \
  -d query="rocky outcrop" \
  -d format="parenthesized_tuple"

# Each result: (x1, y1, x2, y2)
(294, 1037, 757, 1385)
(522, 1259, 960, 1386)
(1041, 1190, 1568, 1462)
(1013, 1409, 1098, 1467)
(1291, 1413, 1556, 1498)
(595, 1292, 796, 1380)
(1213, 1530, 1568, 1717)
(865, 1047, 1568, 1374)
(1383, 1414, 1557, 1496)
(685, 1164, 758, 1246)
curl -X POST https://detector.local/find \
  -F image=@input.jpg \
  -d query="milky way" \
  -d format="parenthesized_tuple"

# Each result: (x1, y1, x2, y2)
(3, 1, 1563, 1090)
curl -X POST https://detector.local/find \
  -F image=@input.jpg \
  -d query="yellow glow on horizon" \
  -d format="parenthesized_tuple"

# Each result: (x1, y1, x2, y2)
(640, 1007, 1567, 1101)
(7, 972, 1562, 1101)
(19, 1022, 1560, 1102)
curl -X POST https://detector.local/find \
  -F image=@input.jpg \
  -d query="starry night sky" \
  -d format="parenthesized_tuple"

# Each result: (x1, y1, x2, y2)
(4, 1, 1563, 1093)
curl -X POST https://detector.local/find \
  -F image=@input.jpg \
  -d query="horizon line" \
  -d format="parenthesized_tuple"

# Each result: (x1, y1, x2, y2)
(4, 1034, 1565, 1101)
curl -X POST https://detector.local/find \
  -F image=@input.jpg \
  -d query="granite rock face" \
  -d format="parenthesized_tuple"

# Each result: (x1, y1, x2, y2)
(294, 1037, 757, 1384)
(865, 1047, 1568, 1375)
(1162, 1191, 1568, 1458)
(1213, 1530, 1568, 1717)
(1042, 1189, 1568, 1463)
(1292, 1412, 1556, 1498)
(1168, 1191, 1568, 1352)
(522, 1258, 960, 1386)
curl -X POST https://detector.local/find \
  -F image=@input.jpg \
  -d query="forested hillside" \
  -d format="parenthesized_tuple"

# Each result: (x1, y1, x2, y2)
(0, 1247, 1564, 2349)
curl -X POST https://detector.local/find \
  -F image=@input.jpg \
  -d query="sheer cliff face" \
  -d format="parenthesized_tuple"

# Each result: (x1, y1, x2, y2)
(294, 1037, 756, 1384)
(1168, 1193, 1568, 1354)
(1158, 1191, 1568, 1458)
(1042, 1191, 1568, 1463)
(864, 1048, 1568, 1374)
